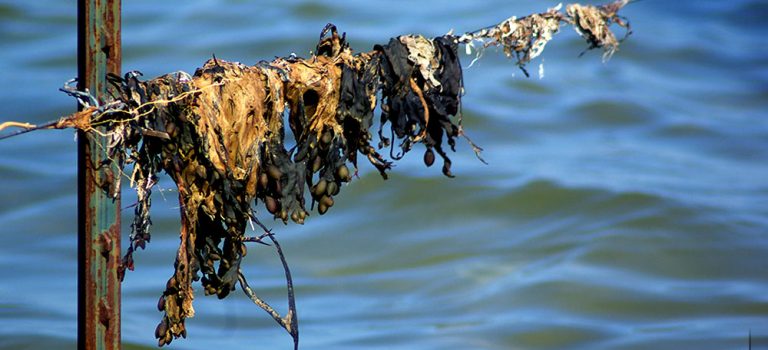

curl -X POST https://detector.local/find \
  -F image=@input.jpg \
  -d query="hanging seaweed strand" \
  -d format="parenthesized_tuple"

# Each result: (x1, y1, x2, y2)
(0, 2, 631, 348)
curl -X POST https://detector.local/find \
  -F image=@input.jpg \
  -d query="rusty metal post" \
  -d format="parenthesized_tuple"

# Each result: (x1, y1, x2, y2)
(77, 0, 121, 349)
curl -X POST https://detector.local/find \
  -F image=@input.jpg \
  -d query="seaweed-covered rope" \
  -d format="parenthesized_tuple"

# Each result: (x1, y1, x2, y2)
(0, 2, 632, 347)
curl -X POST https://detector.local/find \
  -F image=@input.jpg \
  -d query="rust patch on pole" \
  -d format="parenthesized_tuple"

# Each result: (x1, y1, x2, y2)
(77, 0, 121, 350)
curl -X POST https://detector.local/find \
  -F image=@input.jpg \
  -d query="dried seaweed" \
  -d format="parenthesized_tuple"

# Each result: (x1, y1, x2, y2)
(457, 0, 631, 74)
(0, 2, 633, 348)
(567, 0, 632, 60)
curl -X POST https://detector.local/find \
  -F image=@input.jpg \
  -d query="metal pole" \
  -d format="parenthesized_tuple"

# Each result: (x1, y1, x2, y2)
(77, 0, 121, 349)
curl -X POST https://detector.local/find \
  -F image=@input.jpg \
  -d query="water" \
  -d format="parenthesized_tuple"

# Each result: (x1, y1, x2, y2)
(1, 1, 767, 349)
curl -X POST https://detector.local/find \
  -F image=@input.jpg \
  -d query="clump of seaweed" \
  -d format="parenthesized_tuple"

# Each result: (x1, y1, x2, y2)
(457, 0, 631, 75)
(567, 0, 632, 60)
(0, 2, 632, 348)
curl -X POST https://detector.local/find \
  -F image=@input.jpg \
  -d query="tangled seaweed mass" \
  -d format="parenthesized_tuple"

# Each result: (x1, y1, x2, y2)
(0, 2, 630, 348)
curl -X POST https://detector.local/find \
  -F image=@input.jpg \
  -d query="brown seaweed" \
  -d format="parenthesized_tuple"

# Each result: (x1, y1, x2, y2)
(0, 2, 633, 348)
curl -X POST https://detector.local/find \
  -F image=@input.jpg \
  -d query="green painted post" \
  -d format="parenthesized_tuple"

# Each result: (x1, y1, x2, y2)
(77, 0, 121, 349)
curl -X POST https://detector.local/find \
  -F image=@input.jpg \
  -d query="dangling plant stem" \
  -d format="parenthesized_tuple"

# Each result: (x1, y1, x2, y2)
(239, 231, 299, 350)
